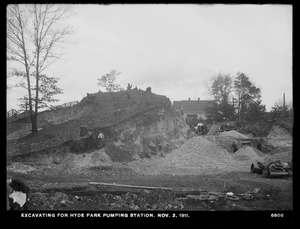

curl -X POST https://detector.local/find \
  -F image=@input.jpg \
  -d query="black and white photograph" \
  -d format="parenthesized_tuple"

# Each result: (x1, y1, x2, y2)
(6, 3, 293, 225)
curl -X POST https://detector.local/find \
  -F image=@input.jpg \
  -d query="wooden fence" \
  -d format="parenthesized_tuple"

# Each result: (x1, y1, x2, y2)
(7, 100, 79, 119)
(7, 109, 20, 118)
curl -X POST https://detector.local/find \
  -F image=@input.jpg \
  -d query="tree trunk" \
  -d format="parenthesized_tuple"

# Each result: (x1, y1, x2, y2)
(34, 12, 40, 135)
(30, 111, 38, 134)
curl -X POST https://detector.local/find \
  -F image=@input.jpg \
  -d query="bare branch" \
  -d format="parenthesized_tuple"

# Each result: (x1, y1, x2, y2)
(7, 4, 73, 133)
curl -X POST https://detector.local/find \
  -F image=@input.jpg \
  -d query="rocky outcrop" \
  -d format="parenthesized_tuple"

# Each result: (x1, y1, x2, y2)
(110, 106, 189, 158)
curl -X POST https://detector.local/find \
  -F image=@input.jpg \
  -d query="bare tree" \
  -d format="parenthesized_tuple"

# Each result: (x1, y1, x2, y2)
(206, 73, 235, 121)
(7, 4, 73, 133)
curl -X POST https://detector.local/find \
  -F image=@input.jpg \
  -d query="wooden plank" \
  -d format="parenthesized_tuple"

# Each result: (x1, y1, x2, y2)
(207, 125, 219, 135)
(89, 182, 173, 191)
(89, 182, 226, 193)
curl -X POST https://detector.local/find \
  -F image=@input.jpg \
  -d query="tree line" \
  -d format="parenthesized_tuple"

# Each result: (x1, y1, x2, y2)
(206, 72, 292, 123)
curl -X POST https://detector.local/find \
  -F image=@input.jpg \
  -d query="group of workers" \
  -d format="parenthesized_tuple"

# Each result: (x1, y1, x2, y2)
(194, 123, 208, 135)
(87, 130, 105, 149)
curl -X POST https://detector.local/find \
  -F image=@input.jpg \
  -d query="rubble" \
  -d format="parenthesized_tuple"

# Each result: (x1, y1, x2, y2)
(233, 146, 266, 164)
(263, 150, 292, 164)
(266, 125, 292, 148)
(28, 190, 186, 211)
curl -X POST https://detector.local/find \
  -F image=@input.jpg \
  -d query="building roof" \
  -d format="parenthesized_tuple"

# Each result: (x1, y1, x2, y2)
(173, 100, 215, 114)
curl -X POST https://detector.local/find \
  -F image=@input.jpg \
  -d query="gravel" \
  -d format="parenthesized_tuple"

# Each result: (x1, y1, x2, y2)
(128, 136, 246, 175)
(263, 150, 293, 164)
(267, 125, 292, 140)
(233, 146, 266, 163)
(266, 125, 293, 148)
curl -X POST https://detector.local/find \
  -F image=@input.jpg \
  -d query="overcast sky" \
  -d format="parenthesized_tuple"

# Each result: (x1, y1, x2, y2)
(7, 4, 293, 112)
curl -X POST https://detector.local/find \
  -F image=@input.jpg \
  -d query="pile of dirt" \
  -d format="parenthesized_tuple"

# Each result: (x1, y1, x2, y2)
(72, 149, 113, 167)
(263, 150, 292, 164)
(75, 90, 172, 129)
(266, 125, 292, 148)
(219, 130, 249, 139)
(233, 146, 266, 163)
(267, 125, 292, 140)
(7, 90, 189, 161)
(128, 136, 246, 175)
(203, 135, 237, 152)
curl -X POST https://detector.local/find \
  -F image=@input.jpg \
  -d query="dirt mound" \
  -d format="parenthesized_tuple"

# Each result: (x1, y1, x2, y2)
(263, 150, 292, 164)
(7, 90, 189, 160)
(128, 136, 246, 175)
(266, 125, 292, 148)
(233, 146, 266, 163)
(219, 130, 249, 139)
(75, 90, 172, 129)
(73, 149, 113, 167)
(104, 143, 132, 162)
(267, 125, 292, 140)
(203, 135, 237, 152)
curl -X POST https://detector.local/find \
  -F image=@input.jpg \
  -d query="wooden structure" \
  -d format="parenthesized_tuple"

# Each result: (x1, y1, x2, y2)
(7, 109, 20, 118)
(206, 125, 220, 135)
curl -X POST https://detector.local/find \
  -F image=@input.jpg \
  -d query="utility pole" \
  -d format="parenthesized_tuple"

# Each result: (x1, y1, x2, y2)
(283, 93, 286, 110)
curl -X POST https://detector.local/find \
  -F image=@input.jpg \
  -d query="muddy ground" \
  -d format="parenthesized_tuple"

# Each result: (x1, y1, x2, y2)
(7, 162, 293, 211)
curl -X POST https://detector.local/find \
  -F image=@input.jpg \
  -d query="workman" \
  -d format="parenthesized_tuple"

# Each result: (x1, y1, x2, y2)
(97, 131, 105, 149)
(197, 123, 203, 135)
(200, 124, 207, 135)
(87, 131, 95, 148)
(231, 141, 238, 153)
(257, 139, 262, 151)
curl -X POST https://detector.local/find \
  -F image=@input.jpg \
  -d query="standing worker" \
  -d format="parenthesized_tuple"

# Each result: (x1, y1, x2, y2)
(200, 124, 207, 135)
(97, 131, 105, 149)
(197, 123, 203, 135)
(257, 139, 262, 151)
(231, 141, 238, 153)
